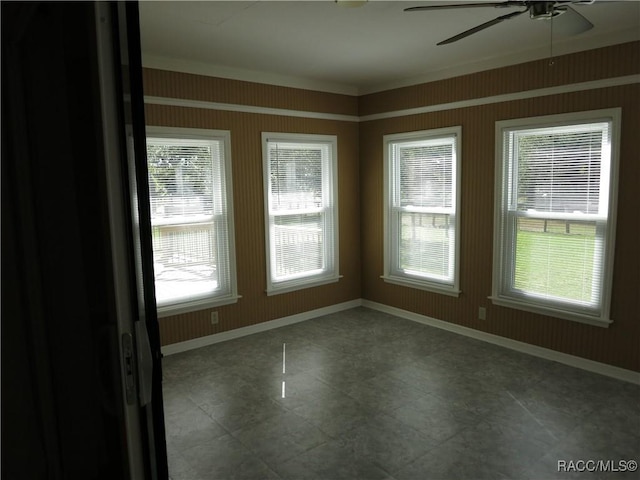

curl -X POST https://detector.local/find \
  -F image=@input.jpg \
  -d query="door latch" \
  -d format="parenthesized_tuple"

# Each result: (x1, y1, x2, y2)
(122, 333, 135, 405)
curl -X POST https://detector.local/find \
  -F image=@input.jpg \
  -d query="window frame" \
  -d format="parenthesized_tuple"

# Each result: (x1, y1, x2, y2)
(491, 109, 621, 327)
(382, 127, 462, 297)
(262, 132, 340, 295)
(146, 126, 239, 317)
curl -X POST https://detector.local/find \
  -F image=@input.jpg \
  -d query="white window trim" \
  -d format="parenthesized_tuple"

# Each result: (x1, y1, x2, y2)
(491, 108, 621, 328)
(262, 132, 340, 295)
(146, 126, 239, 318)
(382, 127, 462, 297)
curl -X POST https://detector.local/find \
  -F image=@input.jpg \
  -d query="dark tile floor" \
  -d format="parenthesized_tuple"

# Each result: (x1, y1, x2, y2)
(162, 307, 640, 480)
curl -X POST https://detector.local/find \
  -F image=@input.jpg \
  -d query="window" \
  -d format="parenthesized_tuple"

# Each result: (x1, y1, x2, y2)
(146, 127, 238, 316)
(492, 109, 620, 327)
(262, 133, 339, 294)
(383, 127, 461, 296)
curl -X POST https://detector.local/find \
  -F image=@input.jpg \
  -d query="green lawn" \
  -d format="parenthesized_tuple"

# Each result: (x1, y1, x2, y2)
(514, 222, 597, 303)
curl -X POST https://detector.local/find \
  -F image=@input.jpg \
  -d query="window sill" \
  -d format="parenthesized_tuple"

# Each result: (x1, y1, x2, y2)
(266, 275, 342, 296)
(489, 296, 612, 328)
(157, 294, 241, 318)
(381, 275, 461, 298)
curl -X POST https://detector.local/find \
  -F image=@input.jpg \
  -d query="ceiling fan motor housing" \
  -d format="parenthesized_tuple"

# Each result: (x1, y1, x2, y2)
(530, 1, 565, 19)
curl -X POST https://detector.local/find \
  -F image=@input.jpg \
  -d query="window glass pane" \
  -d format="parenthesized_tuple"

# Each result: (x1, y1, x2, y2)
(515, 125, 605, 214)
(151, 222, 218, 304)
(273, 213, 324, 279)
(399, 212, 452, 280)
(148, 143, 214, 218)
(399, 143, 453, 208)
(513, 217, 600, 306)
(269, 145, 324, 211)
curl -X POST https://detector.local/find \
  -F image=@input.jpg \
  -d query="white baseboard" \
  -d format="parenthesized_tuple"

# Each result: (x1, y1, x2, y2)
(362, 300, 640, 385)
(161, 299, 363, 356)
(160, 297, 639, 385)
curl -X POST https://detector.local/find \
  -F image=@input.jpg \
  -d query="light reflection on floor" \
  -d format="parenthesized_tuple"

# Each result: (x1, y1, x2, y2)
(282, 343, 286, 398)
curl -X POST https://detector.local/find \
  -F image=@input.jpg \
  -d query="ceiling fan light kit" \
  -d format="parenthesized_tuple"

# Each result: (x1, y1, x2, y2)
(406, 0, 595, 45)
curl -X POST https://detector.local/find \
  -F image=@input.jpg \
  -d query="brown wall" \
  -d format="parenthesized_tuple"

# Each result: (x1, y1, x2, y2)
(144, 41, 639, 371)
(144, 69, 358, 115)
(358, 42, 640, 116)
(360, 41, 640, 371)
(143, 71, 361, 345)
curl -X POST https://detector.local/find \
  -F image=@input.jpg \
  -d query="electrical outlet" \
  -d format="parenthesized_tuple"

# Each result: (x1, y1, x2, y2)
(211, 311, 219, 325)
(478, 307, 486, 320)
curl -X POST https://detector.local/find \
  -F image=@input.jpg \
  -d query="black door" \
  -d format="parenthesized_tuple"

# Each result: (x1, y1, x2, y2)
(2, 2, 167, 478)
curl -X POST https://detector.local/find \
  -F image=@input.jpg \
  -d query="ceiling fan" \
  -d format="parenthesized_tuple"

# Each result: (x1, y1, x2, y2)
(405, 1, 595, 45)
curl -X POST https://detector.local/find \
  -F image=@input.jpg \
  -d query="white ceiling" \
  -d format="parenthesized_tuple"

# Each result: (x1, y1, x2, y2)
(139, 0, 640, 95)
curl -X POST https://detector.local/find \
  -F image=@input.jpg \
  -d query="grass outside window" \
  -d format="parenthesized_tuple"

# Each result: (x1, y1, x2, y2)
(514, 218, 597, 304)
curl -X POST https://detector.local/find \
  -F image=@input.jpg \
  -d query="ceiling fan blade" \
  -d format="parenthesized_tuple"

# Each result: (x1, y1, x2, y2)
(437, 8, 527, 45)
(405, 1, 526, 12)
(549, 6, 594, 36)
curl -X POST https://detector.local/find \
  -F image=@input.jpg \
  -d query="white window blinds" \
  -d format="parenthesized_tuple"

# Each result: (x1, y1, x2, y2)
(147, 129, 237, 314)
(384, 128, 461, 295)
(493, 110, 620, 326)
(263, 134, 338, 294)
(512, 124, 607, 215)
